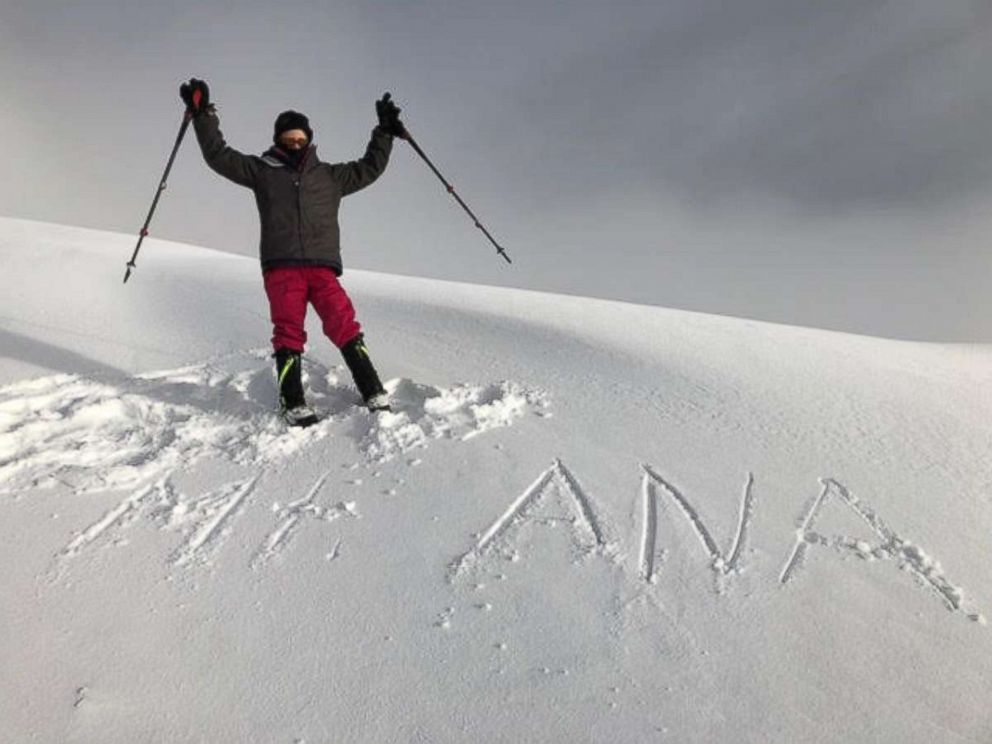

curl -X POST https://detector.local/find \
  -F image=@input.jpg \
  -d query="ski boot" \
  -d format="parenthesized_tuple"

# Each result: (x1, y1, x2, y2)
(274, 348, 319, 427)
(341, 334, 391, 412)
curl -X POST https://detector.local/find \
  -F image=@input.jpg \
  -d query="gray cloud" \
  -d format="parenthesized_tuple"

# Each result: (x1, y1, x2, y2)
(502, 0, 992, 210)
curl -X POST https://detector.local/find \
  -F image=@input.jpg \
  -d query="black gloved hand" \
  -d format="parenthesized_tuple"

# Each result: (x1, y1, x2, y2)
(179, 78, 210, 115)
(375, 92, 406, 137)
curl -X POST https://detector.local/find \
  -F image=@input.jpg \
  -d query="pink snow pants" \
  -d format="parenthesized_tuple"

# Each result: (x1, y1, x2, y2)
(263, 266, 361, 352)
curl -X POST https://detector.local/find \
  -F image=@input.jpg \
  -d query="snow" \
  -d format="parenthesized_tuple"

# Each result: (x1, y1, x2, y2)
(1, 216, 992, 742)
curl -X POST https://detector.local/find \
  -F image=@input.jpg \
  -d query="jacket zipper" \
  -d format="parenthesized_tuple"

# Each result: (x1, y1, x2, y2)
(295, 165, 303, 261)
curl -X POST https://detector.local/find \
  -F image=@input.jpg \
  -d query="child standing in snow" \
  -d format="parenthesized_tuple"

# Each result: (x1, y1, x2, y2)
(179, 78, 405, 425)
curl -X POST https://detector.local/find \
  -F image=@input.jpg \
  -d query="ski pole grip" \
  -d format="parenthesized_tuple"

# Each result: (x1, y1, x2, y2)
(192, 89, 202, 109)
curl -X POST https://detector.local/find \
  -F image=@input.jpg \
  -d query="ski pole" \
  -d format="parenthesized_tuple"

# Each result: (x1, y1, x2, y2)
(400, 129, 512, 265)
(123, 99, 198, 283)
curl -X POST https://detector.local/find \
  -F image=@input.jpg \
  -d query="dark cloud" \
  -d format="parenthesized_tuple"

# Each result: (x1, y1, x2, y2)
(507, 0, 992, 211)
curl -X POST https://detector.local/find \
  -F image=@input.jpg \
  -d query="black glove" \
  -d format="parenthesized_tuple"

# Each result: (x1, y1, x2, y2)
(180, 78, 210, 115)
(375, 92, 406, 137)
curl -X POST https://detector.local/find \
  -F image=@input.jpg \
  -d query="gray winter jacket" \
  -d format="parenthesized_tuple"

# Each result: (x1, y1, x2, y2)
(193, 107, 392, 275)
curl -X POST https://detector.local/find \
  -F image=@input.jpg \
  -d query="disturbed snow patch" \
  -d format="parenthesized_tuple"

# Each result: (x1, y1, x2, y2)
(360, 378, 551, 462)
(0, 352, 550, 495)
(0, 360, 312, 494)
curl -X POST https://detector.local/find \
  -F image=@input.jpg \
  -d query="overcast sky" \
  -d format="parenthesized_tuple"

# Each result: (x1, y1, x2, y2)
(2, 0, 991, 341)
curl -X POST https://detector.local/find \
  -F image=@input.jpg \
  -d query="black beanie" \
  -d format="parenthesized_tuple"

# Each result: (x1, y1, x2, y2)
(273, 110, 314, 144)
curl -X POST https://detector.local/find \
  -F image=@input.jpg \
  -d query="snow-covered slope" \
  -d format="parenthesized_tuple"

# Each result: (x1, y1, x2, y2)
(2, 217, 991, 743)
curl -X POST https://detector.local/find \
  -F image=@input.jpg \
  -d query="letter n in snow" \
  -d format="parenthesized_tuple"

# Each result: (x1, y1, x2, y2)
(639, 465, 756, 588)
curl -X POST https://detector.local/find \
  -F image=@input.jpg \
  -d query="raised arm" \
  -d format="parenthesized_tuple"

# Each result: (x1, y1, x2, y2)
(329, 92, 406, 196)
(329, 126, 394, 196)
(180, 78, 258, 188)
